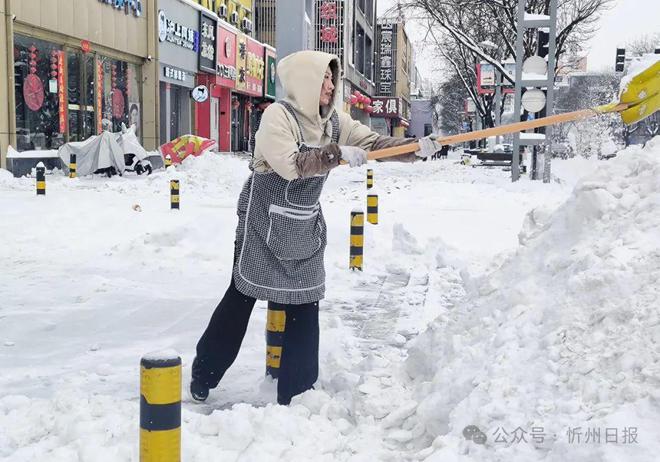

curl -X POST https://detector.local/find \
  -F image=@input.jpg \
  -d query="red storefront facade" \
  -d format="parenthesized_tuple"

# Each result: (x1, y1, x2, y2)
(196, 20, 238, 152)
(195, 16, 272, 153)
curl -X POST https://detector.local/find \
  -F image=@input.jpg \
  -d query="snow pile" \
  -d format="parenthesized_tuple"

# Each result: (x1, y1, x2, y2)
(405, 138, 660, 460)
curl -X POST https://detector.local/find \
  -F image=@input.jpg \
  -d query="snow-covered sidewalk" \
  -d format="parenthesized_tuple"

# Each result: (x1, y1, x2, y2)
(1, 141, 657, 461)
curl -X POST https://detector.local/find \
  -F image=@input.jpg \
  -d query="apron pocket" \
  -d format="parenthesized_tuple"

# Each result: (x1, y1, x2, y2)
(267, 205, 322, 260)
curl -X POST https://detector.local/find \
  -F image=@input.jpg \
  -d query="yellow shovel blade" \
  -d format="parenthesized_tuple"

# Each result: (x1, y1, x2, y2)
(620, 60, 660, 105)
(621, 92, 660, 125)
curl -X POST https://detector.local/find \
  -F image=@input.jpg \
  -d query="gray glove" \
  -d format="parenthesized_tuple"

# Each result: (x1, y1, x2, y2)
(415, 135, 441, 158)
(340, 146, 368, 167)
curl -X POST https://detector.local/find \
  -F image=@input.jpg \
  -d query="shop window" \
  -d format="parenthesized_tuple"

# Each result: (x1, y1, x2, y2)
(13, 35, 64, 151)
(97, 56, 141, 137)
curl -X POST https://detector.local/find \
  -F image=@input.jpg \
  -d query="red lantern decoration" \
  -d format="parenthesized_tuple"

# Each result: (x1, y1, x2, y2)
(365, 105, 374, 113)
(364, 97, 371, 105)
(353, 90, 360, 98)
(349, 95, 358, 105)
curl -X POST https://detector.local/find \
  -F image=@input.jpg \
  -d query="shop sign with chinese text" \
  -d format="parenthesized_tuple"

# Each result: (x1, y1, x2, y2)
(158, 9, 199, 52)
(371, 97, 400, 118)
(217, 22, 237, 88)
(377, 22, 397, 95)
(245, 38, 265, 97)
(199, 11, 217, 73)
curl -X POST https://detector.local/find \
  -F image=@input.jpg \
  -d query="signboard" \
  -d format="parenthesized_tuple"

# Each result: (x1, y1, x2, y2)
(235, 33, 248, 93)
(477, 62, 516, 95)
(57, 51, 67, 133)
(192, 85, 209, 103)
(217, 22, 237, 88)
(158, 9, 199, 52)
(377, 23, 397, 95)
(264, 47, 277, 99)
(371, 97, 400, 118)
(199, 11, 217, 73)
(160, 64, 195, 88)
(96, 57, 103, 133)
(98, 0, 142, 17)
(245, 38, 265, 97)
(315, 1, 344, 62)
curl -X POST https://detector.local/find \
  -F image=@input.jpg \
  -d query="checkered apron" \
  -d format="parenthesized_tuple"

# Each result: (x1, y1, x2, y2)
(233, 101, 340, 304)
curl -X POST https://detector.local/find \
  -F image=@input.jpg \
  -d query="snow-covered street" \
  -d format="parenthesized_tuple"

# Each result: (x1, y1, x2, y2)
(1, 142, 659, 461)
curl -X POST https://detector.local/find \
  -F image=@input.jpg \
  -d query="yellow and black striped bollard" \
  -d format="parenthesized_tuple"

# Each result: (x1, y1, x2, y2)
(366, 169, 373, 189)
(69, 153, 77, 178)
(266, 302, 286, 378)
(36, 163, 46, 196)
(170, 180, 179, 210)
(165, 155, 172, 168)
(367, 194, 378, 225)
(140, 354, 181, 462)
(349, 210, 364, 270)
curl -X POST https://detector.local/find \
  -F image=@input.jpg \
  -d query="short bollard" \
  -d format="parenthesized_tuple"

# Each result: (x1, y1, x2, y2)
(366, 169, 373, 189)
(367, 194, 378, 225)
(165, 155, 172, 168)
(266, 302, 286, 378)
(349, 210, 364, 270)
(170, 180, 179, 210)
(36, 162, 46, 196)
(140, 353, 181, 462)
(69, 153, 77, 178)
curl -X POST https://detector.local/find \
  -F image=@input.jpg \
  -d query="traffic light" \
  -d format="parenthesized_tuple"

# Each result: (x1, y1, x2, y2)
(537, 30, 549, 58)
(615, 48, 626, 72)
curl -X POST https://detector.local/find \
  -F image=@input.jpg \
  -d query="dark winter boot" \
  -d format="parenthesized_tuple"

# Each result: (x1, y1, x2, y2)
(190, 379, 209, 402)
(190, 356, 210, 402)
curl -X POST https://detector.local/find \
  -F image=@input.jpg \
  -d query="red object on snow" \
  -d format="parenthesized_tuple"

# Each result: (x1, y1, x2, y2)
(160, 135, 216, 164)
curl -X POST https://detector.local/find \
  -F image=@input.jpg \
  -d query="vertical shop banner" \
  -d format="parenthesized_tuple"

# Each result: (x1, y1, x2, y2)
(57, 51, 67, 133)
(245, 38, 264, 97)
(96, 57, 104, 133)
(217, 22, 237, 88)
(264, 47, 277, 99)
(199, 11, 217, 73)
(235, 33, 248, 93)
(377, 22, 397, 96)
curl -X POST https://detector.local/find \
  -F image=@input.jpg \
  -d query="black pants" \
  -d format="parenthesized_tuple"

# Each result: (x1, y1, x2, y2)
(194, 277, 319, 405)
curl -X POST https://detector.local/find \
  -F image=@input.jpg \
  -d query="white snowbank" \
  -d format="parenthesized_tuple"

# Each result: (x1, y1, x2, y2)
(404, 137, 660, 460)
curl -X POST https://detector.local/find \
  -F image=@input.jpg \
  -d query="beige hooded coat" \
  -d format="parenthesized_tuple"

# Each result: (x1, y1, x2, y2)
(232, 51, 414, 304)
(252, 50, 414, 180)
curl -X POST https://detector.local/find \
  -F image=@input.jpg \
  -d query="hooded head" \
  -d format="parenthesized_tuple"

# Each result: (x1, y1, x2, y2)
(277, 50, 341, 122)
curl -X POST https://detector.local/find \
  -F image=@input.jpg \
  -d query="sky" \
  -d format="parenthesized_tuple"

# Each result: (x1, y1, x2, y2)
(377, 0, 660, 82)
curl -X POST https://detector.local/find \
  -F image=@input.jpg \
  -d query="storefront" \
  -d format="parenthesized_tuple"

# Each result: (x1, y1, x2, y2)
(195, 17, 271, 153)
(157, 0, 200, 145)
(0, 0, 158, 167)
(232, 33, 264, 152)
(196, 16, 237, 152)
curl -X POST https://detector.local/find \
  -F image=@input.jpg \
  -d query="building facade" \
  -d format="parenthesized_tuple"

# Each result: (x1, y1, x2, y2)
(313, 0, 377, 126)
(192, 1, 274, 152)
(0, 0, 159, 168)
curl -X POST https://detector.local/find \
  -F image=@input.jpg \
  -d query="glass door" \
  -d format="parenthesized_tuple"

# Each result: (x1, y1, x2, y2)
(67, 50, 96, 142)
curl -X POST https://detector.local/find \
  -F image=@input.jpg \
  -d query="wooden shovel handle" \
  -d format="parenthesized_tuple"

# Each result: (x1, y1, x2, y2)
(366, 104, 629, 161)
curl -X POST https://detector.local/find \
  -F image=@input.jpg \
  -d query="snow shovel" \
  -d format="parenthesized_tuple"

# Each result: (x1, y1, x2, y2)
(365, 60, 660, 161)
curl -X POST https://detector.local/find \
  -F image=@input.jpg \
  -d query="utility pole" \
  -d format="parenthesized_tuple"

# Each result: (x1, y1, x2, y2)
(511, 0, 557, 182)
